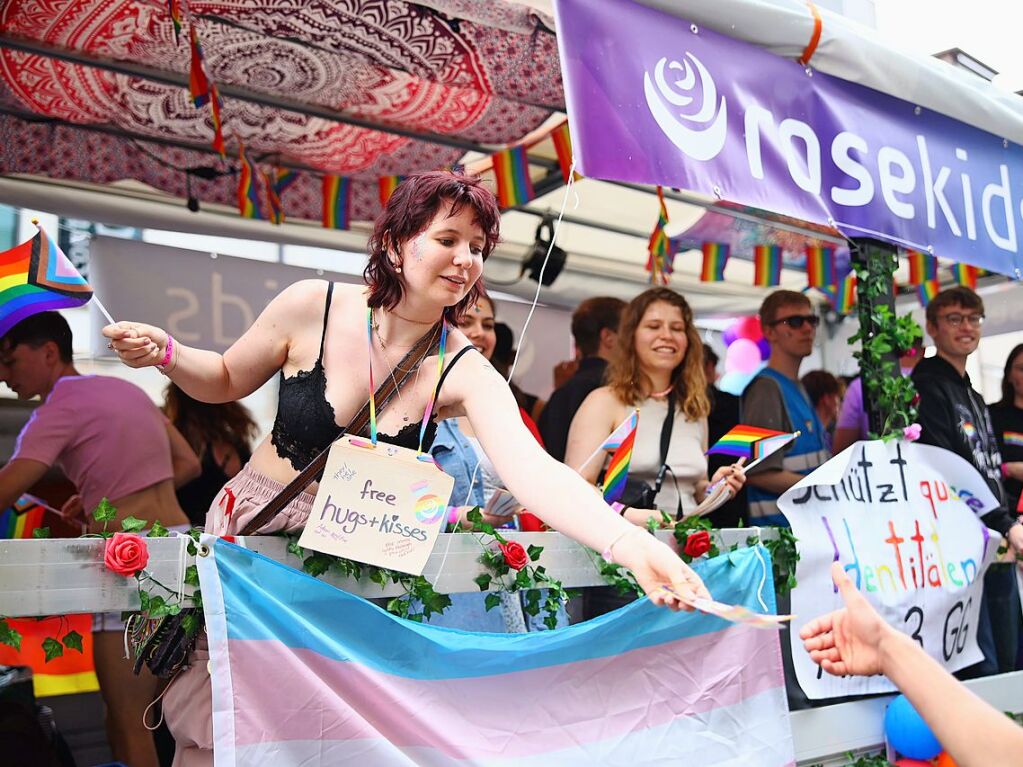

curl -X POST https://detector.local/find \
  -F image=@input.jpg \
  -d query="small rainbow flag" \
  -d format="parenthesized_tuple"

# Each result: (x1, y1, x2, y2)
(492, 146, 535, 208)
(834, 271, 857, 315)
(189, 26, 211, 108)
(209, 83, 225, 156)
(700, 242, 729, 282)
(646, 186, 675, 285)
(0, 494, 46, 538)
(168, 0, 183, 45)
(378, 175, 407, 207)
(550, 122, 581, 183)
(906, 249, 937, 285)
(601, 410, 639, 452)
(274, 168, 299, 196)
(262, 172, 282, 225)
(602, 419, 637, 504)
(236, 141, 263, 220)
(804, 244, 835, 289)
(322, 175, 351, 230)
(707, 425, 794, 462)
(951, 262, 979, 290)
(0, 223, 92, 337)
(917, 279, 941, 307)
(753, 245, 783, 287)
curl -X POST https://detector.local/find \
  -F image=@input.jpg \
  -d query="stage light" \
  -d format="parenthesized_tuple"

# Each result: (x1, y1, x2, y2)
(523, 216, 566, 286)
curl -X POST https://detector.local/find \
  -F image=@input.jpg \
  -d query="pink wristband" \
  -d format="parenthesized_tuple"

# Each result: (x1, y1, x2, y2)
(157, 335, 174, 369)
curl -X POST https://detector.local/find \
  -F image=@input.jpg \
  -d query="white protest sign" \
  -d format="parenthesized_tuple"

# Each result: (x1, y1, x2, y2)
(298, 436, 454, 575)
(780, 440, 998, 699)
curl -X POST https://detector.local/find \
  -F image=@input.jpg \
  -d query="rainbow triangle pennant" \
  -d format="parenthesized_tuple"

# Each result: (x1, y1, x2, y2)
(550, 122, 582, 183)
(753, 245, 783, 287)
(951, 262, 980, 290)
(646, 186, 675, 285)
(492, 146, 535, 208)
(602, 416, 638, 503)
(0, 223, 92, 337)
(322, 175, 351, 230)
(236, 141, 264, 220)
(917, 279, 941, 307)
(378, 175, 407, 207)
(706, 425, 794, 463)
(804, 244, 835, 289)
(700, 242, 729, 282)
(906, 249, 937, 285)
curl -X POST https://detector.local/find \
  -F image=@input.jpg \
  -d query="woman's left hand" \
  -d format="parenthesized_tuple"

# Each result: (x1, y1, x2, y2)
(709, 459, 746, 496)
(612, 530, 711, 611)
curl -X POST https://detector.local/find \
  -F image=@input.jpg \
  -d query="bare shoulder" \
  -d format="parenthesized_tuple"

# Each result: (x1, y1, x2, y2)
(272, 279, 331, 317)
(579, 385, 624, 413)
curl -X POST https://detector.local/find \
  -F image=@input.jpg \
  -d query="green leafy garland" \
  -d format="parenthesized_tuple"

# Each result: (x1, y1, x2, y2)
(848, 251, 923, 440)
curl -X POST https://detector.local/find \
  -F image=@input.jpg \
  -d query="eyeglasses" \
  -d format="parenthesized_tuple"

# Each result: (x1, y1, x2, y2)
(769, 314, 820, 329)
(937, 313, 985, 328)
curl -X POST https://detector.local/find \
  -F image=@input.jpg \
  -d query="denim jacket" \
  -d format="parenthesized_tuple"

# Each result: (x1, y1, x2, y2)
(430, 419, 485, 509)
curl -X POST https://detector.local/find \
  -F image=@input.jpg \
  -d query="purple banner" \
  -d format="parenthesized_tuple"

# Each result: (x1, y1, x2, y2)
(554, 0, 1023, 278)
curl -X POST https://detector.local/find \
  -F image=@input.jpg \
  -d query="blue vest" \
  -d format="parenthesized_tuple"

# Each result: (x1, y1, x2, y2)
(747, 368, 830, 526)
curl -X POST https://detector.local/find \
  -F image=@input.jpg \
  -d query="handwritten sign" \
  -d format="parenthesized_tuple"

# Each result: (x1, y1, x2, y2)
(297, 436, 454, 575)
(780, 440, 997, 699)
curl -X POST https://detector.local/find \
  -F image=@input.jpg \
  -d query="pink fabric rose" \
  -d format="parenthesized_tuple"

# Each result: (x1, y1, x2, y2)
(103, 532, 150, 577)
(903, 423, 922, 442)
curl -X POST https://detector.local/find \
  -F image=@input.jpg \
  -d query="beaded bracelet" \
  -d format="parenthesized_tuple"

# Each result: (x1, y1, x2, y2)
(157, 334, 175, 369)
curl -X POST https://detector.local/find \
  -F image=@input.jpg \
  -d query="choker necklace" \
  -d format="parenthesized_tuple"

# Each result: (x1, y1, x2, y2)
(650, 385, 674, 398)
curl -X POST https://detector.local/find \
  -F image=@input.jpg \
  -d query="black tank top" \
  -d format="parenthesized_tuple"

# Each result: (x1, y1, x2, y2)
(177, 440, 252, 526)
(270, 282, 473, 470)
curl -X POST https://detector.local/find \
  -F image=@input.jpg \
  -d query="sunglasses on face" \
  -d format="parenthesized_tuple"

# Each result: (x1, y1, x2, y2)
(769, 314, 820, 329)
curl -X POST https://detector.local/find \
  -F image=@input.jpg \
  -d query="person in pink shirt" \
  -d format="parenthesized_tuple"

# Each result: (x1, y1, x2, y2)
(0, 311, 199, 767)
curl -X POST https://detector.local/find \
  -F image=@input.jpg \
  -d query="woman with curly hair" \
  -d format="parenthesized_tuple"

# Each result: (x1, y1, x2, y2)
(565, 287, 745, 525)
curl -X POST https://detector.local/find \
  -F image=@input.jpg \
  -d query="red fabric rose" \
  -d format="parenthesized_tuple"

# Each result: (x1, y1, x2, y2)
(499, 541, 529, 571)
(103, 532, 150, 577)
(683, 530, 711, 559)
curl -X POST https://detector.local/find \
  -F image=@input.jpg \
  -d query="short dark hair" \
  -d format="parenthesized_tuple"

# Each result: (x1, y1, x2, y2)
(493, 322, 514, 365)
(702, 343, 719, 367)
(364, 171, 501, 324)
(571, 296, 626, 356)
(759, 289, 811, 326)
(925, 286, 984, 325)
(0, 311, 73, 362)
(801, 369, 841, 407)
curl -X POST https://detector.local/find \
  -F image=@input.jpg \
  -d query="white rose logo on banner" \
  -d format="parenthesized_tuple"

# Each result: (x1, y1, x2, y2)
(780, 440, 998, 699)
(643, 53, 727, 161)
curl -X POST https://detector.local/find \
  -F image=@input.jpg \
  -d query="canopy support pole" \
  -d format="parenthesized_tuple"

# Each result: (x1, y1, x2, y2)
(851, 237, 899, 437)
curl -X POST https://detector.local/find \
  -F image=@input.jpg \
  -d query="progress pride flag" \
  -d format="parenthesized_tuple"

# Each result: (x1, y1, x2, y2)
(198, 537, 794, 766)
(554, 0, 1023, 277)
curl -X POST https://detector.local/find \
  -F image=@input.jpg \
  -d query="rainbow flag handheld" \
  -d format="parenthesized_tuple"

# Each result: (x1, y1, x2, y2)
(700, 242, 729, 282)
(646, 187, 675, 285)
(951, 262, 979, 290)
(906, 249, 937, 285)
(0, 223, 92, 337)
(0, 494, 47, 538)
(236, 141, 263, 220)
(322, 175, 351, 230)
(550, 121, 581, 183)
(492, 146, 535, 208)
(917, 279, 941, 307)
(804, 244, 835, 289)
(602, 417, 638, 503)
(378, 175, 407, 207)
(707, 425, 796, 466)
(753, 245, 783, 287)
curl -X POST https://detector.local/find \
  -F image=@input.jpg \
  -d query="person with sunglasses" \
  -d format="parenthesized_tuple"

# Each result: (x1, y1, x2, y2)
(912, 285, 1023, 677)
(740, 290, 831, 526)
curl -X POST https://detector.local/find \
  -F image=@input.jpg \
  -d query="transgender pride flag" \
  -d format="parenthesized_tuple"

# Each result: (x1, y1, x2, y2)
(198, 536, 794, 766)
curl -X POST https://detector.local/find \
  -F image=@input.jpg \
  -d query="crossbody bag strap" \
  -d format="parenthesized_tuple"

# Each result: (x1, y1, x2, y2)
(653, 392, 676, 494)
(240, 322, 441, 536)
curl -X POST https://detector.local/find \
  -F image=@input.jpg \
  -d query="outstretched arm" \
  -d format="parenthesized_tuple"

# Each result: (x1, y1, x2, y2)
(801, 563, 1023, 767)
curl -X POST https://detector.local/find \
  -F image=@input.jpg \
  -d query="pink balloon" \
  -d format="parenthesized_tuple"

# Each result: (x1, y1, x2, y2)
(735, 315, 763, 341)
(725, 338, 762, 374)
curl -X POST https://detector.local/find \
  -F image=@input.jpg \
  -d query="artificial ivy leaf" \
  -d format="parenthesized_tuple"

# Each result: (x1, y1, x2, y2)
(167, 603, 182, 616)
(526, 544, 543, 562)
(190, 591, 203, 611)
(369, 568, 387, 587)
(514, 569, 532, 589)
(386, 597, 407, 617)
(42, 637, 64, 662)
(93, 498, 117, 523)
(466, 507, 483, 526)
(286, 538, 303, 557)
(181, 613, 199, 638)
(484, 593, 501, 612)
(0, 619, 23, 651)
(61, 630, 84, 653)
(473, 573, 492, 591)
(138, 590, 151, 613)
(407, 614, 424, 623)
(32, 527, 50, 539)
(303, 553, 332, 577)
(186, 539, 197, 556)
(121, 516, 147, 533)
(523, 600, 541, 617)
(421, 589, 451, 617)
(147, 521, 169, 538)
(183, 565, 200, 587)
(543, 613, 559, 631)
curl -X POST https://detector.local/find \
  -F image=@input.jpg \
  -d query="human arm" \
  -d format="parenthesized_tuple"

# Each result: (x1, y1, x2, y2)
(103, 279, 326, 403)
(165, 423, 201, 488)
(0, 458, 49, 511)
(802, 562, 1023, 767)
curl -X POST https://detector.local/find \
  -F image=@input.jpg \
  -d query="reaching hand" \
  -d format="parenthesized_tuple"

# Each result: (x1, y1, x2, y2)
(102, 322, 169, 368)
(800, 561, 890, 677)
(612, 530, 711, 611)
(709, 458, 746, 497)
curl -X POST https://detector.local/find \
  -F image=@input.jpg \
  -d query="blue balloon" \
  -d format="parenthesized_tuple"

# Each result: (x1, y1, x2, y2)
(885, 694, 942, 760)
(757, 337, 771, 360)
(718, 370, 756, 396)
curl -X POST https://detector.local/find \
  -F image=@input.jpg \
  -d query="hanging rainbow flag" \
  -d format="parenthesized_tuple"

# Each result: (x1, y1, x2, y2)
(550, 122, 581, 183)
(700, 242, 729, 282)
(804, 244, 835, 289)
(951, 262, 979, 290)
(189, 26, 211, 107)
(209, 83, 225, 157)
(602, 419, 637, 504)
(906, 249, 937, 285)
(168, 0, 183, 45)
(236, 141, 263, 220)
(0, 494, 47, 538)
(378, 175, 407, 207)
(0, 223, 93, 337)
(262, 172, 283, 225)
(707, 425, 794, 462)
(646, 186, 675, 285)
(753, 245, 783, 287)
(274, 168, 299, 196)
(917, 279, 941, 307)
(834, 271, 857, 315)
(322, 175, 351, 230)
(492, 146, 535, 208)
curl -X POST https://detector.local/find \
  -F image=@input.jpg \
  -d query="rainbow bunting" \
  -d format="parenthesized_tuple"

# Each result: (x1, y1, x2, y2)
(753, 245, 783, 287)
(917, 279, 941, 307)
(804, 244, 835, 289)
(550, 122, 581, 183)
(378, 175, 407, 207)
(602, 420, 637, 503)
(951, 262, 980, 290)
(0, 494, 47, 538)
(322, 175, 352, 230)
(706, 425, 793, 462)
(492, 146, 535, 208)
(0, 223, 92, 337)
(236, 141, 263, 220)
(168, 0, 183, 44)
(700, 242, 729, 282)
(646, 186, 675, 285)
(906, 249, 937, 285)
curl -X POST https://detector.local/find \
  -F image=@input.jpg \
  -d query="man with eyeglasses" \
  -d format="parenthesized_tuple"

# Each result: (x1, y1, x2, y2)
(741, 290, 831, 526)
(913, 285, 1023, 677)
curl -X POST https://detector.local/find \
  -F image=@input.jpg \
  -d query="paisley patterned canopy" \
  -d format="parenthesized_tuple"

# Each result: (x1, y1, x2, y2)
(0, 0, 563, 222)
